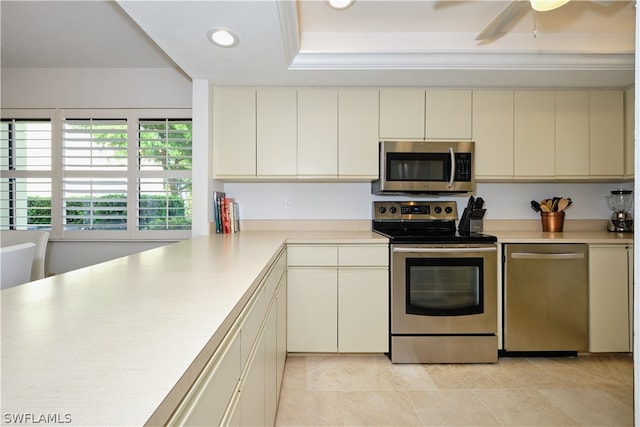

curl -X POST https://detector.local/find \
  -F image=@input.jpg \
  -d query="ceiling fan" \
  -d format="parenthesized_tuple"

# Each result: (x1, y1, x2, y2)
(476, 0, 614, 41)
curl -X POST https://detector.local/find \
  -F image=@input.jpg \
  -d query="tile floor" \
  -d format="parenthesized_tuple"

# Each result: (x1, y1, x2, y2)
(275, 353, 633, 426)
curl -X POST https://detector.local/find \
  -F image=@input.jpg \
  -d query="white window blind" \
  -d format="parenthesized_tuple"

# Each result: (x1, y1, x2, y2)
(62, 118, 129, 232)
(0, 119, 53, 230)
(137, 119, 192, 231)
(1, 110, 192, 239)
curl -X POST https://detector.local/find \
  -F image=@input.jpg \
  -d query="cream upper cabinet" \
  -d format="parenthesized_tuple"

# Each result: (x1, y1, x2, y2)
(213, 88, 256, 178)
(297, 89, 338, 177)
(472, 90, 514, 178)
(379, 89, 425, 140)
(514, 91, 555, 177)
(425, 89, 472, 140)
(256, 89, 297, 177)
(624, 87, 634, 179)
(590, 90, 624, 177)
(338, 89, 379, 178)
(555, 91, 589, 177)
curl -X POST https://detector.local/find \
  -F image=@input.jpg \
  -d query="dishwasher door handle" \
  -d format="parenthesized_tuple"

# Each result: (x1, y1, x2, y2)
(510, 252, 585, 260)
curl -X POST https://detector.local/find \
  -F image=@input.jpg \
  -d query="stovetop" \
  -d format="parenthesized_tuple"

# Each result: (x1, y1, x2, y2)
(372, 200, 497, 244)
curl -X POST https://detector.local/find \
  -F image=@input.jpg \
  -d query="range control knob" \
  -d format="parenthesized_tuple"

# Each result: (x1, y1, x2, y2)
(378, 206, 386, 214)
(389, 207, 397, 214)
(445, 206, 453, 214)
(434, 206, 442, 214)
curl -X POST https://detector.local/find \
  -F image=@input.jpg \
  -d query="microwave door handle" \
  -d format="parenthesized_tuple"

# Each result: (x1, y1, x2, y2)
(447, 146, 455, 188)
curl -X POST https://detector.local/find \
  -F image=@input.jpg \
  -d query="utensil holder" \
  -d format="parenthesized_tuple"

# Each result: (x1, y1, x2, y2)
(541, 212, 565, 232)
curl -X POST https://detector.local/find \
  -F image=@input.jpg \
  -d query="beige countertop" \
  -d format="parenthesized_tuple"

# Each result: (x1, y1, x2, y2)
(494, 230, 634, 244)
(0, 230, 385, 426)
(1, 228, 631, 425)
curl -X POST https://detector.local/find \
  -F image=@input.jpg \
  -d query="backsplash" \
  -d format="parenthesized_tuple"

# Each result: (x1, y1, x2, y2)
(223, 181, 633, 222)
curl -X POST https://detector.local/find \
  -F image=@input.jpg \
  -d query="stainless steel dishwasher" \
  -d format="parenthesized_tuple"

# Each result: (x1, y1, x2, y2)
(503, 243, 588, 354)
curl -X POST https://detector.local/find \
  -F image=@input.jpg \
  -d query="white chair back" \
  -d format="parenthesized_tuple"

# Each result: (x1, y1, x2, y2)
(1, 242, 37, 289)
(0, 231, 49, 281)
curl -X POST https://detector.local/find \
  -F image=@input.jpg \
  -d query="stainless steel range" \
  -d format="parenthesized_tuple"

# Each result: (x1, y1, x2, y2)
(372, 200, 498, 364)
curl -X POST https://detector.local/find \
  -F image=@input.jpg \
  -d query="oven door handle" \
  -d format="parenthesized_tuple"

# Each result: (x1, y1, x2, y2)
(393, 247, 497, 253)
(447, 146, 455, 188)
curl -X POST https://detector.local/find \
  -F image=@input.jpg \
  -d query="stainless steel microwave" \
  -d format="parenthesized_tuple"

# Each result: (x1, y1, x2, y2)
(372, 140, 475, 195)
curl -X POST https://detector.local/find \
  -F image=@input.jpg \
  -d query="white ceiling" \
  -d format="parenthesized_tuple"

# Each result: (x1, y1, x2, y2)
(1, 0, 636, 88)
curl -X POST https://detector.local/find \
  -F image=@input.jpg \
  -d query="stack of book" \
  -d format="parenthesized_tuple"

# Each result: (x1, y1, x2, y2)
(213, 192, 239, 233)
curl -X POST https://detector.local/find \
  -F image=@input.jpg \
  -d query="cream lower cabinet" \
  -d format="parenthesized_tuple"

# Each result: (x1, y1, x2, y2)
(588, 244, 632, 353)
(287, 244, 389, 353)
(168, 249, 287, 427)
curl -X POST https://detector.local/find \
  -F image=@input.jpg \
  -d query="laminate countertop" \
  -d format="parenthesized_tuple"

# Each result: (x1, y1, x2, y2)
(0, 231, 386, 426)
(493, 230, 634, 244)
(1, 229, 631, 426)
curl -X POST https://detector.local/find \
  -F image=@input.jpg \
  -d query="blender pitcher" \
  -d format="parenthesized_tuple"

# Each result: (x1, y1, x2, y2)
(606, 189, 633, 232)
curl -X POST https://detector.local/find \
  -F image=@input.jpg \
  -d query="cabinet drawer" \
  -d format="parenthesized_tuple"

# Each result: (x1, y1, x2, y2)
(239, 287, 267, 369)
(338, 245, 388, 266)
(168, 325, 241, 426)
(287, 245, 338, 266)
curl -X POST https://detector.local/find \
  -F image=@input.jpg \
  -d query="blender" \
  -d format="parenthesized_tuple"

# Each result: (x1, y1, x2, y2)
(606, 189, 633, 232)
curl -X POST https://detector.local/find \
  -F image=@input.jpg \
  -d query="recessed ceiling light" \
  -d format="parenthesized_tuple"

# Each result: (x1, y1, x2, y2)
(328, 0, 354, 10)
(208, 28, 239, 48)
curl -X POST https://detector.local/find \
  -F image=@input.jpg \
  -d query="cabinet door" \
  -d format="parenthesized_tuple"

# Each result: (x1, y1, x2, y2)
(472, 90, 514, 178)
(588, 245, 630, 352)
(628, 247, 634, 349)
(257, 89, 297, 177)
(624, 87, 634, 178)
(213, 88, 256, 178)
(379, 89, 425, 140)
(298, 89, 338, 177)
(338, 268, 389, 353)
(514, 91, 555, 177)
(555, 91, 589, 177)
(264, 300, 278, 427)
(590, 90, 624, 177)
(287, 268, 338, 352)
(239, 333, 266, 427)
(338, 89, 379, 178)
(276, 277, 287, 395)
(425, 89, 472, 139)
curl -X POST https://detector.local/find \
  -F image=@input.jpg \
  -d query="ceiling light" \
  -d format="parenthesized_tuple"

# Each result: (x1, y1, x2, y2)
(328, 0, 354, 10)
(529, 0, 570, 12)
(208, 29, 239, 48)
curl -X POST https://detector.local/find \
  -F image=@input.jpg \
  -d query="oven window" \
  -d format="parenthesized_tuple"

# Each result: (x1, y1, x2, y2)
(386, 153, 450, 182)
(406, 258, 483, 316)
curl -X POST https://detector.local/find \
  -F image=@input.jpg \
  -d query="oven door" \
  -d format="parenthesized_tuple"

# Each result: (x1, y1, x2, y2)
(391, 244, 497, 335)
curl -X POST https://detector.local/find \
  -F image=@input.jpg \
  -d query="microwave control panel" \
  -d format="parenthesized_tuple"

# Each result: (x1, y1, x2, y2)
(454, 153, 472, 181)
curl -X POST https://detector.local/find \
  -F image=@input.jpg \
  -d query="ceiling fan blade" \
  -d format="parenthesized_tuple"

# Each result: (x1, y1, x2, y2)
(476, 0, 530, 41)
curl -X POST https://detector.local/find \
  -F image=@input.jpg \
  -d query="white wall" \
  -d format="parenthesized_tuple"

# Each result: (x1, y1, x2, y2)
(1, 67, 191, 108)
(224, 181, 633, 222)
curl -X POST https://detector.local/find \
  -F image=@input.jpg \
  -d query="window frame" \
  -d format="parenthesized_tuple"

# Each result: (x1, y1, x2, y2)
(1, 108, 193, 241)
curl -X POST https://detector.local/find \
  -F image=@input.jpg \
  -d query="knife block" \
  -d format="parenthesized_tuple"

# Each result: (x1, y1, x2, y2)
(459, 208, 484, 233)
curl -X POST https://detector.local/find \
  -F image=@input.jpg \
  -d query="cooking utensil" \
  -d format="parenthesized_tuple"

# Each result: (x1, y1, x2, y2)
(531, 200, 541, 212)
(557, 197, 571, 212)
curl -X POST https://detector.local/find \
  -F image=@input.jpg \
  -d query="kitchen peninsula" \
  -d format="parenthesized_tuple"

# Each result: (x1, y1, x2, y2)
(0, 230, 384, 426)
(1, 227, 632, 426)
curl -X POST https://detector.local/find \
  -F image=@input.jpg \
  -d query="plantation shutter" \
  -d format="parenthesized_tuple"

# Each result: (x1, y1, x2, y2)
(0, 119, 53, 230)
(61, 119, 128, 231)
(137, 119, 192, 231)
